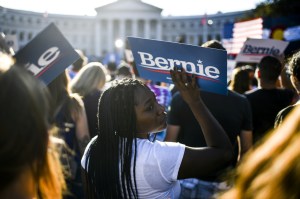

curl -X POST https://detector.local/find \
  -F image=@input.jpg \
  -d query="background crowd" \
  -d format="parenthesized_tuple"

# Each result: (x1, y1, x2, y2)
(1, 28, 300, 199)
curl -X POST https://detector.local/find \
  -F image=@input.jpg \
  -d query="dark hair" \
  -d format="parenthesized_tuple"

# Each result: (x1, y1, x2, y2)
(229, 67, 250, 94)
(258, 56, 282, 83)
(201, 40, 226, 51)
(107, 61, 117, 72)
(288, 50, 300, 81)
(117, 64, 132, 78)
(0, 64, 50, 191)
(85, 78, 149, 198)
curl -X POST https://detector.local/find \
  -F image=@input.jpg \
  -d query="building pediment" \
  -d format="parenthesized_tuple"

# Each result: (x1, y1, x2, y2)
(95, 0, 162, 14)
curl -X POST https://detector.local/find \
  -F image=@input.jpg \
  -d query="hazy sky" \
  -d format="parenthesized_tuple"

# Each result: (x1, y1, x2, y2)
(0, 0, 264, 16)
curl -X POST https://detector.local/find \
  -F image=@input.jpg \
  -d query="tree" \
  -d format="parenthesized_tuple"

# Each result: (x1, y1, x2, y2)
(243, 0, 300, 19)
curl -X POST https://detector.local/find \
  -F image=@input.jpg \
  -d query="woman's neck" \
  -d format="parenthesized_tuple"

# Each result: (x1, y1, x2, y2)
(135, 133, 149, 139)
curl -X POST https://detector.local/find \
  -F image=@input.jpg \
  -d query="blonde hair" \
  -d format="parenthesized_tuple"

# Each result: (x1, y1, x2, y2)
(70, 62, 107, 96)
(220, 105, 300, 199)
(39, 136, 67, 199)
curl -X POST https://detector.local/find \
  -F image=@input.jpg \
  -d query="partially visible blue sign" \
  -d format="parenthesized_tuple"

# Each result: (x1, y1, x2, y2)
(284, 25, 300, 41)
(14, 23, 79, 85)
(127, 37, 228, 95)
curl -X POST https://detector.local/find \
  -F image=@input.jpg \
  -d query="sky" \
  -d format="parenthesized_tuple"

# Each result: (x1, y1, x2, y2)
(0, 0, 265, 16)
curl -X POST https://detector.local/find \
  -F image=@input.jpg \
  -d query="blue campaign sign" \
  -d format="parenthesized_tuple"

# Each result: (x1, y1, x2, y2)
(14, 23, 79, 85)
(127, 37, 228, 95)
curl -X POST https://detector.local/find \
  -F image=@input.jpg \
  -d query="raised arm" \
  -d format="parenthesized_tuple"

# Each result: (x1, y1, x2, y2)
(170, 68, 233, 179)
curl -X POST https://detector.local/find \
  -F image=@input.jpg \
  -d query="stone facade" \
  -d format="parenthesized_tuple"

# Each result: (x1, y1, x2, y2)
(0, 0, 248, 58)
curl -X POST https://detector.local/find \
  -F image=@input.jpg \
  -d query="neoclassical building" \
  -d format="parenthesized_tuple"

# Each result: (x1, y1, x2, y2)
(0, 0, 248, 58)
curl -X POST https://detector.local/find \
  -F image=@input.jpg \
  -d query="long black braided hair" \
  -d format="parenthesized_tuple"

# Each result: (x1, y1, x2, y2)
(84, 78, 150, 198)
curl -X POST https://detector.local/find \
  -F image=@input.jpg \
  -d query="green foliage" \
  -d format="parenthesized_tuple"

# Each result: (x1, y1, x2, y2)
(242, 0, 300, 20)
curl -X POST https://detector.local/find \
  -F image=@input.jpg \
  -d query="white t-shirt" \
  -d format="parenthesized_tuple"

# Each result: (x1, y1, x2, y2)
(81, 136, 185, 199)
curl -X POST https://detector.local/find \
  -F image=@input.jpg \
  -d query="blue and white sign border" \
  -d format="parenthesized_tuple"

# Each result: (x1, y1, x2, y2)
(128, 37, 228, 95)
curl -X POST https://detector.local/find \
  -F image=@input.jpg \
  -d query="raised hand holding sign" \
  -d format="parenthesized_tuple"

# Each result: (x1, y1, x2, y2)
(128, 37, 228, 95)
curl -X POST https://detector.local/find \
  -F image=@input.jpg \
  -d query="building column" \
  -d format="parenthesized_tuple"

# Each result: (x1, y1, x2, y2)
(156, 20, 162, 40)
(202, 22, 208, 43)
(119, 18, 125, 54)
(194, 34, 199, 46)
(120, 18, 125, 41)
(94, 20, 101, 56)
(107, 19, 113, 52)
(144, 20, 150, 39)
(132, 19, 138, 37)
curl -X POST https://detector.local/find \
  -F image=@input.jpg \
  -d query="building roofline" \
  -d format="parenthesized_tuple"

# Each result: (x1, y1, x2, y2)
(162, 10, 250, 20)
(0, 6, 94, 19)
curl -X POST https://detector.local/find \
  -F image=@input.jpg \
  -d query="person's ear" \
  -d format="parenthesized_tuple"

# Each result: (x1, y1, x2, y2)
(257, 70, 261, 78)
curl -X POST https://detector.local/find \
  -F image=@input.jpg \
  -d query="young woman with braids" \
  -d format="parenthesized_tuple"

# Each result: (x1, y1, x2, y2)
(81, 68, 233, 198)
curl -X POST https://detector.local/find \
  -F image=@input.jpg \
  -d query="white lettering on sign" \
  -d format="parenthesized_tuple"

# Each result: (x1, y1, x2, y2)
(25, 47, 60, 75)
(137, 51, 220, 79)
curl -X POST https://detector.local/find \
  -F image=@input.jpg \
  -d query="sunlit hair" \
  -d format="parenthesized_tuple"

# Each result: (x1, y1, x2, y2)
(228, 67, 251, 94)
(48, 70, 83, 121)
(288, 50, 300, 82)
(70, 62, 107, 97)
(84, 78, 150, 198)
(220, 105, 300, 199)
(39, 135, 67, 199)
(0, 54, 65, 198)
(201, 39, 226, 51)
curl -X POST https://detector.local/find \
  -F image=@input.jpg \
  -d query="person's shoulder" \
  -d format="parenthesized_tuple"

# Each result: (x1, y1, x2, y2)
(278, 105, 295, 117)
(69, 93, 85, 107)
(279, 88, 294, 96)
(224, 91, 251, 107)
(84, 136, 98, 153)
(135, 139, 156, 154)
(244, 88, 266, 101)
(81, 136, 98, 169)
(201, 90, 247, 102)
(275, 105, 296, 128)
(227, 90, 247, 99)
(173, 91, 181, 98)
(245, 88, 260, 96)
(171, 91, 185, 103)
(137, 139, 184, 149)
(153, 140, 185, 150)
(272, 88, 295, 101)
(84, 90, 102, 100)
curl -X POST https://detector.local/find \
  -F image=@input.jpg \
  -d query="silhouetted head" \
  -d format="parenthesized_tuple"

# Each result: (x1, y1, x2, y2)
(257, 56, 282, 83)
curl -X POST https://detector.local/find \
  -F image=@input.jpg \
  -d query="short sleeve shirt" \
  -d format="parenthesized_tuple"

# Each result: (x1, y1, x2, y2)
(82, 137, 185, 199)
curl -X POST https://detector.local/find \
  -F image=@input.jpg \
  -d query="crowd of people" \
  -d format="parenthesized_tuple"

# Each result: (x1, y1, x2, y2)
(1, 30, 300, 199)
